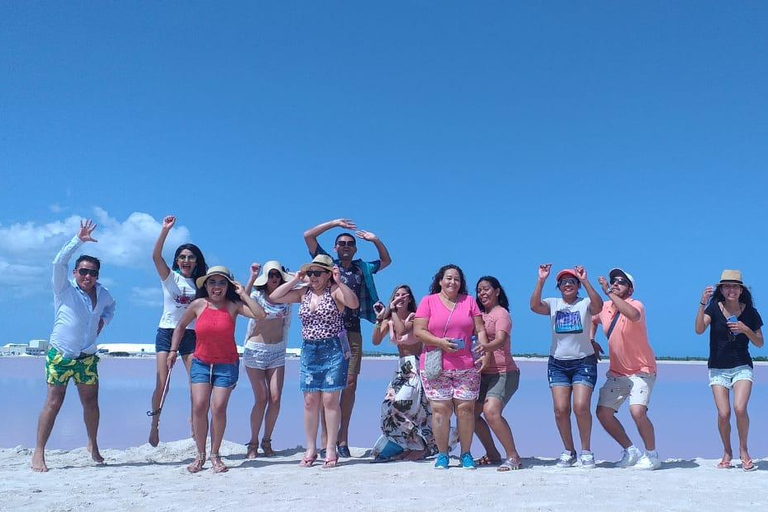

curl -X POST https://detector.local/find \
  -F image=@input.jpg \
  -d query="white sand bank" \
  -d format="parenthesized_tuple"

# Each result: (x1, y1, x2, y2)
(1, 441, 765, 512)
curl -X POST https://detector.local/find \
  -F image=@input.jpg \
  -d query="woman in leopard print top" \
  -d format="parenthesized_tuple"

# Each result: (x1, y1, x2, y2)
(270, 254, 359, 469)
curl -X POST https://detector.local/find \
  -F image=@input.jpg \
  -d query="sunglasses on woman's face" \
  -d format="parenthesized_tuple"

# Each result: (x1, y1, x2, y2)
(177, 254, 197, 262)
(305, 270, 329, 277)
(268, 271, 282, 279)
(77, 268, 99, 277)
(206, 278, 228, 287)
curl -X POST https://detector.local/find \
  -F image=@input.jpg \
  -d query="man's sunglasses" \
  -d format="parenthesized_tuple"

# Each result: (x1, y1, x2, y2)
(305, 270, 329, 277)
(336, 240, 356, 247)
(611, 277, 630, 286)
(77, 268, 99, 277)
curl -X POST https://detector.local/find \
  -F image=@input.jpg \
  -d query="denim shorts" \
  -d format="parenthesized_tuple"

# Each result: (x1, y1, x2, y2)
(547, 355, 597, 388)
(190, 358, 239, 388)
(155, 328, 196, 356)
(708, 365, 753, 389)
(299, 337, 349, 393)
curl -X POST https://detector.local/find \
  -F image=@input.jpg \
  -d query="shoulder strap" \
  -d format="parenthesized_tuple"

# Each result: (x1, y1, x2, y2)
(606, 311, 621, 340)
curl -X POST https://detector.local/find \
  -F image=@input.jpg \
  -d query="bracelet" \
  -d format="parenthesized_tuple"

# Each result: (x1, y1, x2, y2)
(699, 302, 706, 306)
(169, 349, 178, 353)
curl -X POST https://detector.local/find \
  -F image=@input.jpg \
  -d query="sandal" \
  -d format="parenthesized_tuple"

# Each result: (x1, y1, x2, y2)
(299, 453, 318, 468)
(210, 453, 228, 473)
(498, 457, 522, 472)
(261, 438, 276, 457)
(474, 455, 501, 466)
(322, 457, 339, 469)
(741, 459, 756, 472)
(716, 459, 732, 469)
(246, 442, 259, 460)
(187, 453, 205, 474)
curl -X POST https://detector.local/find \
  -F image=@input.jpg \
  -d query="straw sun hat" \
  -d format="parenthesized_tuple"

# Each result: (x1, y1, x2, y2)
(195, 266, 236, 289)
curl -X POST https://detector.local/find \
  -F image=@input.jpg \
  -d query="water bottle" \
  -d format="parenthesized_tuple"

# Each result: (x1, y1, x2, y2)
(471, 335, 481, 362)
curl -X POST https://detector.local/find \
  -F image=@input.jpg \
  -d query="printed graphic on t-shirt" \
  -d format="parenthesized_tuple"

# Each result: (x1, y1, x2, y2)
(555, 309, 583, 334)
(174, 290, 194, 308)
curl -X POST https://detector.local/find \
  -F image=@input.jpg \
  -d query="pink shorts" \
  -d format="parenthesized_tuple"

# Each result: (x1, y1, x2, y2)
(420, 368, 480, 401)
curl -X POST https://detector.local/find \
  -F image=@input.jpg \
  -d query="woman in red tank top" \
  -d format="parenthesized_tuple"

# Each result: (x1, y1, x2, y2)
(168, 266, 267, 474)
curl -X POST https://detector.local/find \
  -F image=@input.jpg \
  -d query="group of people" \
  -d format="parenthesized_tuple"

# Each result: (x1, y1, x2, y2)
(30, 217, 764, 475)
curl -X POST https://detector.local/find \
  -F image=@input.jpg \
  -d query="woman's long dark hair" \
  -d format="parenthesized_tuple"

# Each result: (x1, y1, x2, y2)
(384, 284, 417, 320)
(195, 276, 241, 302)
(475, 276, 510, 313)
(428, 264, 468, 295)
(713, 285, 755, 309)
(172, 243, 208, 283)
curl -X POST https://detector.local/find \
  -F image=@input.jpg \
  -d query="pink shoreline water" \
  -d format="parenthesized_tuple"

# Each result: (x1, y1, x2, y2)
(1, 357, 766, 460)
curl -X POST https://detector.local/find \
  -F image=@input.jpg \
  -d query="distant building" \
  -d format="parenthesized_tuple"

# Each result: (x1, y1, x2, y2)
(1, 343, 28, 356)
(26, 339, 49, 356)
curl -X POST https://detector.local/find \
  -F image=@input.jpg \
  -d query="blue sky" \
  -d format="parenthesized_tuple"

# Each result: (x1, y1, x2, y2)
(1, 2, 767, 358)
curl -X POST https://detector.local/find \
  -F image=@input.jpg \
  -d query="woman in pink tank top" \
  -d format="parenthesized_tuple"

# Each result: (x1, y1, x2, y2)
(167, 266, 267, 474)
(270, 254, 359, 469)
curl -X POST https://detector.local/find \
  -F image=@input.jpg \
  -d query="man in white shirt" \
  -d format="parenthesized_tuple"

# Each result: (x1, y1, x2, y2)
(31, 219, 116, 472)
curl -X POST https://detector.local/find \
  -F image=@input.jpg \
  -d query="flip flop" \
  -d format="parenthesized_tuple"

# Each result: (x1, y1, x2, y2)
(716, 459, 732, 469)
(299, 453, 318, 468)
(474, 455, 501, 466)
(322, 457, 339, 469)
(741, 459, 756, 472)
(497, 457, 522, 472)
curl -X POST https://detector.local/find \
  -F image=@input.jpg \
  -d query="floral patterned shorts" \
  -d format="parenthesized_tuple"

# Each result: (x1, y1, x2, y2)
(420, 368, 480, 401)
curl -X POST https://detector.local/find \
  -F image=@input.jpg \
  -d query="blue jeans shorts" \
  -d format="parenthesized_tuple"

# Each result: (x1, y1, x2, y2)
(155, 328, 196, 356)
(548, 355, 597, 388)
(708, 365, 753, 389)
(190, 358, 239, 388)
(299, 337, 349, 393)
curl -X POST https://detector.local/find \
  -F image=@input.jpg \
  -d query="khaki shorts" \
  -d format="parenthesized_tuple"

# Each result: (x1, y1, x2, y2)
(45, 347, 100, 386)
(346, 330, 363, 376)
(597, 372, 655, 411)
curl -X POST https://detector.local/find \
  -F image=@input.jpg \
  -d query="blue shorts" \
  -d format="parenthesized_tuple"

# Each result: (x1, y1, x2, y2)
(155, 328, 196, 356)
(708, 365, 753, 389)
(548, 355, 597, 388)
(190, 358, 239, 388)
(299, 337, 349, 393)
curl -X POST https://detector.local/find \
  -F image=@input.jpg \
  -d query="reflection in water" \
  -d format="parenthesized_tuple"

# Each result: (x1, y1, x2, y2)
(1, 357, 765, 459)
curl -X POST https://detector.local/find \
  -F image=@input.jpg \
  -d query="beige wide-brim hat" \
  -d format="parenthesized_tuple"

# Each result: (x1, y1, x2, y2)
(254, 260, 293, 287)
(718, 269, 744, 286)
(300, 254, 334, 273)
(196, 266, 236, 289)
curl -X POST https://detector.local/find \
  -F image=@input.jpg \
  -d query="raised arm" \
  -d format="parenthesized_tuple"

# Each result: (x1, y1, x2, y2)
(303, 218, 357, 256)
(53, 219, 97, 294)
(695, 286, 714, 334)
(244, 262, 261, 295)
(530, 264, 552, 315)
(233, 281, 266, 320)
(372, 319, 389, 346)
(574, 266, 603, 314)
(596, 275, 640, 321)
(356, 230, 392, 271)
(331, 266, 360, 310)
(152, 215, 176, 281)
(270, 273, 306, 304)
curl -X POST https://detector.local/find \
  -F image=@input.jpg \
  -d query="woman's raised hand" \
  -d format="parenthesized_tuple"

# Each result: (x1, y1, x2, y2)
(538, 263, 552, 281)
(250, 262, 262, 278)
(162, 215, 176, 230)
(701, 285, 715, 305)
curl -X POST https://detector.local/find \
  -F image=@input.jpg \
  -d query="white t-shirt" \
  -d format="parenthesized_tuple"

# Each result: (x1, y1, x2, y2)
(543, 296, 593, 360)
(158, 271, 196, 329)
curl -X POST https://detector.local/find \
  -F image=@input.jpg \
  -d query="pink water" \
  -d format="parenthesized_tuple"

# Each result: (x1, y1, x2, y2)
(2, 357, 766, 460)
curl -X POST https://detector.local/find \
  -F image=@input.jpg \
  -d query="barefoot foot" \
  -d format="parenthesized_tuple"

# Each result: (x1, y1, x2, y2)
(88, 443, 105, 465)
(149, 425, 160, 447)
(31, 450, 48, 472)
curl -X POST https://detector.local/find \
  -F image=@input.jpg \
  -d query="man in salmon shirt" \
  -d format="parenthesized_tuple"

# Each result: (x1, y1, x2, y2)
(590, 268, 660, 470)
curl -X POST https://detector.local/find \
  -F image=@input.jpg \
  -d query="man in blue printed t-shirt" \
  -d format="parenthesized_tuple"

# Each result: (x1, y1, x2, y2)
(304, 218, 392, 458)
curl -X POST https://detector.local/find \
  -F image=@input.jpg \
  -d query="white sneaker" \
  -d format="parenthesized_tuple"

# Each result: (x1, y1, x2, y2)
(635, 450, 661, 470)
(616, 446, 641, 468)
(556, 450, 577, 468)
(580, 451, 596, 469)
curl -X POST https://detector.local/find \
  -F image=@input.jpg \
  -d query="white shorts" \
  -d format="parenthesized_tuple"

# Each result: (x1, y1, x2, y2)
(597, 372, 656, 411)
(243, 340, 286, 370)
(708, 365, 753, 389)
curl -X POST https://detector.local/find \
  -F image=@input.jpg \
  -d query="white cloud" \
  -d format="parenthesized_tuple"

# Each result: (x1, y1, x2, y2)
(0, 208, 193, 298)
(130, 286, 163, 308)
(49, 203, 67, 213)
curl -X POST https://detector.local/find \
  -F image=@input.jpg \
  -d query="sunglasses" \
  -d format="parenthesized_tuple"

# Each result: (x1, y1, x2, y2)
(206, 278, 229, 287)
(336, 240, 356, 247)
(559, 278, 578, 286)
(305, 270, 329, 277)
(77, 268, 99, 277)
(610, 277, 630, 286)
(268, 271, 282, 279)
(177, 254, 197, 262)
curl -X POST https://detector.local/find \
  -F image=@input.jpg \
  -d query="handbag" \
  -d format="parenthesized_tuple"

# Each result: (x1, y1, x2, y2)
(424, 300, 457, 380)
